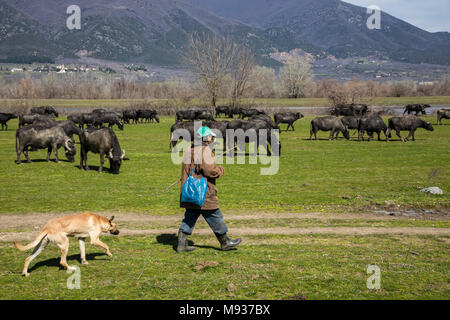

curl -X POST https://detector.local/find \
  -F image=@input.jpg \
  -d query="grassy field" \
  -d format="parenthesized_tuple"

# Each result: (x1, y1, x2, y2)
(0, 113, 448, 300)
(0, 232, 448, 299)
(0, 115, 448, 214)
(1, 96, 450, 110)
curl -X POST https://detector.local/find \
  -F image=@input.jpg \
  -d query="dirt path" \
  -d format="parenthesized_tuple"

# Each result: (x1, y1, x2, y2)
(0, 212, 448, 242)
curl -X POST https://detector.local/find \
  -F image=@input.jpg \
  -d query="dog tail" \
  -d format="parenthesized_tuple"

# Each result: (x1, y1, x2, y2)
(13, 231, 47, 251)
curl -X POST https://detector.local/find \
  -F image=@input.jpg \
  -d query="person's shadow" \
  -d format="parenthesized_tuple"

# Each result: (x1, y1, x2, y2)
(28, 252, 109, 274)
(155, 233, 220, 251)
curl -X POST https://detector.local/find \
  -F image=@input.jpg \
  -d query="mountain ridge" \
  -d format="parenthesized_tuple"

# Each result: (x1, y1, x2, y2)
(1, 0, 449, 66)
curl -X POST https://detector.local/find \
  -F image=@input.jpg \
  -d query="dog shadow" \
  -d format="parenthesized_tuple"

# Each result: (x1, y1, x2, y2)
(28, 252, 109, 273)
(155, 233, 220, 252)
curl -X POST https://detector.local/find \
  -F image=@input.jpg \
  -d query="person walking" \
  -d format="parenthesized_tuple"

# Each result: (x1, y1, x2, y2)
(177, 126, 242, 252)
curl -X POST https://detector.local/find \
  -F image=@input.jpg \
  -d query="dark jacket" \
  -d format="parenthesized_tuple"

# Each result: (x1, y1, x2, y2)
(180, 145, 224, 210)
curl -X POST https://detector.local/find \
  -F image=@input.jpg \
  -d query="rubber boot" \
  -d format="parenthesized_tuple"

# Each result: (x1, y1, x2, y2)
(216, 233, 242, 251)
(176, 231, 196, 253)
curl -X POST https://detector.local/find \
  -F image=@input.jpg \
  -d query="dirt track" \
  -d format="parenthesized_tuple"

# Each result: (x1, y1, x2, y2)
(0, 212, 448, 242)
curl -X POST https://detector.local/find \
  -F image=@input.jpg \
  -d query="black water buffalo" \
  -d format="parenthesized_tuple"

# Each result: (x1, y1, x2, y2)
(52, 120, 83, 141)
(274, 112, 304, 131)
(31, 106, 59, 117)
(386, 116, 434, 142)
(239, 108, 265, 119)
(336, 116, 360, 138)
(139, 110, 159, 123)
(135, 109, 156, 123)
(80, 113, 99, 128)
(357, 114, 388, 141)
(93, 112, 124, 130)
(175, 109, 214, 122)
(31, 118, 81, 140)
(330, 104, 355, 116)
(196, 110, 215, 121)
(176, 110, 199, 122)
(80, 127, 125, 174)
(226, 119, 281, 156)
(403, 104, 430, 116)
(331, 104, 368, 116)
(437, 109, 450, 125)
(351, 104, 369, 116)
(92, 109, 106, 115)
(215, 106, 230, 118)
(16, 126, 76, 164)
(0, 113, 17, 130)
(310, 116, 350, 140)
(123, 109, 138, 124)
(250, 114, 280, 130)
(19, 114, 54, 128)
(227, 107, 242, 118)
(67, 113, 83, 128)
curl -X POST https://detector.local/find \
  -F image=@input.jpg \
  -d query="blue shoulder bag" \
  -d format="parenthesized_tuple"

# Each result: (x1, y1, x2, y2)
(181, 169, 208, 207)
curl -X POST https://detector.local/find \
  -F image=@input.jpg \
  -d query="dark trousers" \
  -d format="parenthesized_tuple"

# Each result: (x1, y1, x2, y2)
(179, 208, 228, 236)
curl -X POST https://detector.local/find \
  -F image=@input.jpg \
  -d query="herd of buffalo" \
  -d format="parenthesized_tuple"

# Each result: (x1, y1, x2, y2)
(0, 103, 449, 174)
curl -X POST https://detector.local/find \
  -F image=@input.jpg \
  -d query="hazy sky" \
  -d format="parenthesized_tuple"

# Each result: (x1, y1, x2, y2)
(342, 0, 450, 32)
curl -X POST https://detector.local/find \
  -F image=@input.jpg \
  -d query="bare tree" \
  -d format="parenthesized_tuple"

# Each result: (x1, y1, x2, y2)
(231, 46, 255, 107)
(186, 32, 237, 107)
(278, 57, 312, 98)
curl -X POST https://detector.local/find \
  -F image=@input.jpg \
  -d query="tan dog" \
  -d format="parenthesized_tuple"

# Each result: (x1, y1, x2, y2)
(13, 212, 119, 277)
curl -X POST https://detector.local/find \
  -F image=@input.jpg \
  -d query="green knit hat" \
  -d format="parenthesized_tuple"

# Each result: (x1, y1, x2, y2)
(197, 126, 216, 138)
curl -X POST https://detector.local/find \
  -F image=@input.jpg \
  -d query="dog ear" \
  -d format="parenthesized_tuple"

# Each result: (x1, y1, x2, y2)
(109, 216, 115, 223)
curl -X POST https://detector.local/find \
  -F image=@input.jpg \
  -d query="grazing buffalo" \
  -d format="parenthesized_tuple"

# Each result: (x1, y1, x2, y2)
(19, 114, 54, 128)
(330, 104, 354, 116)
(226, 119, 281, 156)
(227, 107, 242, 118)
(310, 116, 350, 140)
(51, 120, 83, 141)
(176, 110, 199, 122)
(274, 112, 304, 131)
(123, 109, 138, 124)
(403, 104, 430, 116)
(215, 106, 230, 118)
(351, 104, 369, 116)
(67, 113, 83, 128)
(93, 112, 124, 130)
(0, 113, 17, 130)
(250, 114, 280, 130)
(336, 116, 360, 138)
(386, 116, 434, 142)
(80, 127, 125, 174)
(437, 109, 450, 125)
(136, 109, 158, 123)
(80, 113, 98, 128)
(357, 114, 388, 141)
(92, 109, 106, 115)
(331, 104, 368, 116)
(239, 108, 265, 119)
(175, 109, 214, 122)
(30, 106, 59, 117)
(16, 126, 76, 164)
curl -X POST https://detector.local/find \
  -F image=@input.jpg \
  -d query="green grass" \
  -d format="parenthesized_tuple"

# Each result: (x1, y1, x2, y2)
(0, 234, 448, 299)
(0, 115, 448, 214)
(1, 96, 450, 109)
